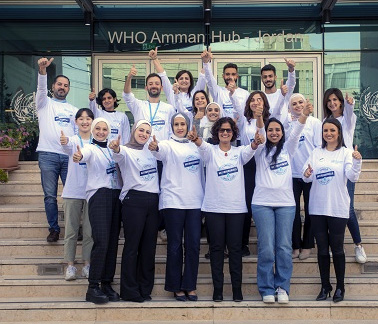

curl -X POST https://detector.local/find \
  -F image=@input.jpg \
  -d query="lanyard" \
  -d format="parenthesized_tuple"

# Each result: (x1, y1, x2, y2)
(78, 134, 92, 148)
(148, 101, 160, 125)
(94, 144, 114, 165)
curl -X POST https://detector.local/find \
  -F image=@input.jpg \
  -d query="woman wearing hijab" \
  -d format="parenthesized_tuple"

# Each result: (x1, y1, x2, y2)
(149, 113, 204, 302)
(109, 120, 159, 303)
(73, 117, 122, 304)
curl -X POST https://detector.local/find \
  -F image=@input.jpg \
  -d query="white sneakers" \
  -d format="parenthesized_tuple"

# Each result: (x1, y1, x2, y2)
(65, 265, 77, 281)
(82, 264, 90, 278)
(262, 288, 289, 304)
(263, 295, 275, 303)
(276, 287, 289, 304)
(355, 245, 367, 264)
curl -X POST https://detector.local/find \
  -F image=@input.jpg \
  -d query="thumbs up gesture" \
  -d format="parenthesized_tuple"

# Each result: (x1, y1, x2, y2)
(352, 145, 362, 160)
(148, 135, 159, 151)
(109, 135, 121, 153)
(345, 92, 354, 105)
(148, 47, 158, 60)
(252, 130, 264, 149)
(284, 57, 296, 72)
(304, 163, 313, 178)
(280, 79, 288, 96)
(38, 57, 54, 74)
(128, 64, 137, 78)
(60, 130, 68, 145)
(226, 81, 236, 95)
(173, 78, 180, 94)
(89, 88, 96, 101)
(73, 145, 83, 163)
(187, 125, 199, 141)
(303, 99, 313, 117)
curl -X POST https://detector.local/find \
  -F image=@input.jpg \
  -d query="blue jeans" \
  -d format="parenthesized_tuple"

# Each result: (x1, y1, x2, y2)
(164, 208, 202, 292)
(252, 204, 295, 297)
(346, 180, 361, 244)
(38, 151, 68, 233)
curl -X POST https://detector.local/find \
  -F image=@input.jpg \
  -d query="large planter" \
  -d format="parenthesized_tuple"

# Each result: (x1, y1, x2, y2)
(0, 148, 22, 170)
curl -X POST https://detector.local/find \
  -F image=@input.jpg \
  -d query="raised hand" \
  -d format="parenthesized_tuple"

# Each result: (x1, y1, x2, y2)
(89, 88, 96, 101)
(284, 57, 296, 72)
(345, 92, 354, 105)
(226, 81, 236, 95)
(148, 135, 159, 151)
(109, 135, 121, 153)
(280, 79, 288, 96)
(187, 125, 198, 141)
(148, 47, 158, 60)
(128, 64, 138, 78)
(60, 130, 68, 145)
(173, 78, 180, 94)
(38, 57, 54, 75)
(201, 47, 212, 63)
(303, 99, 313, 116)
(352, 145, 362, 160)
(304, 163, 313, 178)
(73, 145, 83, 163)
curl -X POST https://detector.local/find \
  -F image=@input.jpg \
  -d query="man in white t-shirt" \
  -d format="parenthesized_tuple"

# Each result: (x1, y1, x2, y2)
(36, 57, 78, 243)
(261, 59, 296, 122)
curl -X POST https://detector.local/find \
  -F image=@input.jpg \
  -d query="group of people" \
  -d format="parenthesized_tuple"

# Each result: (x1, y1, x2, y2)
(35, 48, 366, 305)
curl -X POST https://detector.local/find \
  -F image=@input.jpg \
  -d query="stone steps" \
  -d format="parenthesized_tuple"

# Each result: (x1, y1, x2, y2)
(1, 274, 378, 298)
(0, 236, 376, 257)
(0, 297, 377, 322)
(0, 255, 375, 277)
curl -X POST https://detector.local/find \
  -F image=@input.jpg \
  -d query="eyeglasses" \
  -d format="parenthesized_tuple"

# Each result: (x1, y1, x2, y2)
(219, 128, 232, 134)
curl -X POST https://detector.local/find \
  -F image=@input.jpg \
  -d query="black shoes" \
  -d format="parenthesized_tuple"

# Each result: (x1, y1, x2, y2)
(316, 287, 332, 301)
(101, 283, 120, 302)
(213, 288, 223, 302)
(86, 286, 109, 304)
(47, 230, 59, 243)
(232, 287, 243, 302)
(174, 292, 187, 301)
(242, 245, 250, 257)
(124, 296, 145, 303)
(186, 292, 198, 301)
(333, 288, 345, 303)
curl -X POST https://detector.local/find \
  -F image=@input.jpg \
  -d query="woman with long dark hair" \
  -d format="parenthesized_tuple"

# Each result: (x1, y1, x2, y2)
(322, 88, 366, 264)
(251, 103, 310, 304)
(303, 118, 362, 302)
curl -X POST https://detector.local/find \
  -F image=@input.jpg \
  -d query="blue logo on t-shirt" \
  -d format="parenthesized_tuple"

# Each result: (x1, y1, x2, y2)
(223, 103, 233, 116)
(316, 167, 335, 185)
(270, 160, 289, 175)
(217, 163, 238, 181)
(183, 155, 200, 173)
(152, 119, 165, 132)
(185, 105, 193, 112)
(54, 113, 71, 127)
(140, 165, 157, 181)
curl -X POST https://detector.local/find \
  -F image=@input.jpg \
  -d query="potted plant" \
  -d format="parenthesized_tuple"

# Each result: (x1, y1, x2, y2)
(0, 123, 30, 170)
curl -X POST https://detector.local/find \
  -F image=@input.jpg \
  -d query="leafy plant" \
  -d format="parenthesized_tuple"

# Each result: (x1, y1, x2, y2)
(0, 169, 8, 183)
(0, 123, 30, 149)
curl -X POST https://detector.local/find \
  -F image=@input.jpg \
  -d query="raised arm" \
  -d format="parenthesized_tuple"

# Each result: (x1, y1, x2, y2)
(124, 65, 137, 94)
(201, 48, 220, 101)
(346, 145, 362, 182)
(88, 88, 100, 118)
(149, 48, 164, 73)
(284, 58, 296, 99)
(343, 92, 357, 130)
(36, 57, 54, 110)
(285, 103, 310, 155)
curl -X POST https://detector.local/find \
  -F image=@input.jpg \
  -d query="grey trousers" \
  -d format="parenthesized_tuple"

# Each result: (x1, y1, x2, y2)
(63, 198, 93, 263)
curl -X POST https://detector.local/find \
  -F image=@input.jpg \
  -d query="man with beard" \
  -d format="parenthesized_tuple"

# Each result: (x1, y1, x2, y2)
(201, 48, 249, 119)
(36, 57, 78, 243)
(261, 59, 296, 123)
(123, 65, 175, 142)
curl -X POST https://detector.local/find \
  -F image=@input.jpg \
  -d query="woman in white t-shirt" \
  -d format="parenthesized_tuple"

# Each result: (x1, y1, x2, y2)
(60, 108, 94, 281)
(109, 120, 159, 303)
(288, 94, 322, 260)
(303, 117, 362, 303)
(322, 88, 366, 264)
(73, 117, 122, 305)
(187, 116, 264, 303)
(149, 113, 204, 302)
(252, 106, 310, 304)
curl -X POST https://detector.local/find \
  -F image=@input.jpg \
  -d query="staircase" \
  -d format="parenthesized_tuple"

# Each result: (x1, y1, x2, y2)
(0, 161, 378, 323)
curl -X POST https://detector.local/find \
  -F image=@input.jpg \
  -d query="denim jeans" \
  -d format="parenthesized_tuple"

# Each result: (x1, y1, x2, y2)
(164, 208, 202, 292)
(252, 204, 295, 297)
(38, 151, 68, 233)
(346, 180, 361, 244)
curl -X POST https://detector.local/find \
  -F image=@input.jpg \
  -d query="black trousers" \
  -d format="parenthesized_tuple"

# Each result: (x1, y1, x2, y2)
(292, 178, 314, 249)
(120, 190, 159, 299)
(242, 157, 256, 247)
(88, 188, 122, 287)
(310, 215, 348, 290)
(205, 212, 244, 291)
